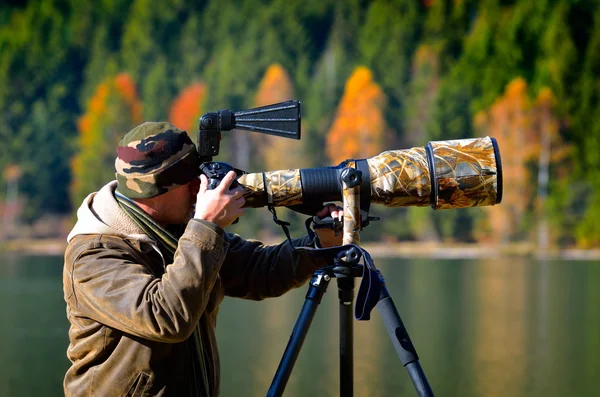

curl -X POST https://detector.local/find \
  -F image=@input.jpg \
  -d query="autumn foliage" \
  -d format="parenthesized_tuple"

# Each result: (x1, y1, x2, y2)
(169, 82, 207, 133)
(326, 66, 387, 165)
(254, 64, 304, 170)
(71, 73, 143, 206)
(474, 78, 568, 244)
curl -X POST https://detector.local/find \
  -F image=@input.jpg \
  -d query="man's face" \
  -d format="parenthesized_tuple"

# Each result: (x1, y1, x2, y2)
(155, 178, 201, 225)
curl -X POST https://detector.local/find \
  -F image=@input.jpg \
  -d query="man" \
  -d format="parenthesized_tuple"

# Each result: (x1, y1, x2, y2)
(63, 122, 342, 396)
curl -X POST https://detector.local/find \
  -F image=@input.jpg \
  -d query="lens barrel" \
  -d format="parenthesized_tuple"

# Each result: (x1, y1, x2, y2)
(238, 136, 502, 211)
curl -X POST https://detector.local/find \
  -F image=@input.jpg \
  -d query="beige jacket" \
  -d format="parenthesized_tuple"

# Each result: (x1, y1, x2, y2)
(63, 181, 322, 396)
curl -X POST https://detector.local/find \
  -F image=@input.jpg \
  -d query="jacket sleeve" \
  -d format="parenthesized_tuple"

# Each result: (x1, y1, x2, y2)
(65, 219, 228, 343)
(219, 233, 328, 300)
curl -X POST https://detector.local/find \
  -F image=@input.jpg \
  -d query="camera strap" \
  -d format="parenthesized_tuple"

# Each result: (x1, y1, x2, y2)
(268, 205, 294, 244)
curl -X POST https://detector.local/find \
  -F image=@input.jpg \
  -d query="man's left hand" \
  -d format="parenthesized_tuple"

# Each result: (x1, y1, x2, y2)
(313, 203, 343, 248)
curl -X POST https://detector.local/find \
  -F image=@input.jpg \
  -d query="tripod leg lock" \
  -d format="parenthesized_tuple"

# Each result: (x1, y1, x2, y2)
(311, 272, 331, 286)
(306, 269, 332, 303)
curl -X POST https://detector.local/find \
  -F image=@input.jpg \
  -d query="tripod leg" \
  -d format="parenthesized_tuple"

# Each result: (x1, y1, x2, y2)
(376, 282, 435, 397)
(338, 277, 355, 397)
(267, 270, 331, 397)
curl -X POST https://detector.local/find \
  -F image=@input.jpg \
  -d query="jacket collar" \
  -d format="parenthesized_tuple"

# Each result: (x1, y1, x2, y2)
(67, 181, 153, 244)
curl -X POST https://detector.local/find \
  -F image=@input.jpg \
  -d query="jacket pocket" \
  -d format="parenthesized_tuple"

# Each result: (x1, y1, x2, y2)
(126, 372, 150, 397)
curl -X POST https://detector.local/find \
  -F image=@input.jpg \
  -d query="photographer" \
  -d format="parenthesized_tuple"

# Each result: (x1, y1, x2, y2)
(62, 122, 342, 397)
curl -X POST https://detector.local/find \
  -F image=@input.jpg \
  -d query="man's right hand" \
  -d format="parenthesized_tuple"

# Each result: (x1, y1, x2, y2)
(194, 171, 245, 228)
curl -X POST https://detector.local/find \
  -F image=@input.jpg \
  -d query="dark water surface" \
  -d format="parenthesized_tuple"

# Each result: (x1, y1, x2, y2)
(1, 254, 599, 397)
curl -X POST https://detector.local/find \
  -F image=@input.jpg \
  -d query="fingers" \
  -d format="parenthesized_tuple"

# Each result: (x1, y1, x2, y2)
(316, 203, 343, 221)
(198, 175, 208, 195)
(234, 194, 246, 209)
(328, 203, 343, 221)
(331, 208, 343, 222)
(231, 185, 244, 199)
(316, 203, 335, 217)
(217, 171, 238, 192)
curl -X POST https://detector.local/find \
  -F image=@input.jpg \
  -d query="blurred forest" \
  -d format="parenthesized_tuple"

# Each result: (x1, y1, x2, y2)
(1, 0, 600, 249)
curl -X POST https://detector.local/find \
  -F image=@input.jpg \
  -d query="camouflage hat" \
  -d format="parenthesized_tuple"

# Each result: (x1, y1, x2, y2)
(115, 122, 200, 199)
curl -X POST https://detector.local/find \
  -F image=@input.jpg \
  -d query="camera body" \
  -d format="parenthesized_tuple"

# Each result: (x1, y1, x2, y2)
(199, 162, 240, 190)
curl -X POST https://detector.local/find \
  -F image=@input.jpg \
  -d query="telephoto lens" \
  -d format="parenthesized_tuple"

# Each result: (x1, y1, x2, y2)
(238, 136, 502, 211)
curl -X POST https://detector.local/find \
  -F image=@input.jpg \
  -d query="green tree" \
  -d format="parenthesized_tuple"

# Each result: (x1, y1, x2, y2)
(0, 0, 82, 219)
(303, 4, 360, 166)
(358, 0, 420, 142)
(572, 7, 600, 248)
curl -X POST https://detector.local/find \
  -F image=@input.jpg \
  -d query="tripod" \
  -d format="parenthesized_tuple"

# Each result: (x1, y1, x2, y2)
(267, 167, 434, 397)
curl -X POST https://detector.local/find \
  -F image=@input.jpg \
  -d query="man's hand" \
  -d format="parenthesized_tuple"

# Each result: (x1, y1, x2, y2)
(313, 203, 344, 248)
(194, 171, 245, 228)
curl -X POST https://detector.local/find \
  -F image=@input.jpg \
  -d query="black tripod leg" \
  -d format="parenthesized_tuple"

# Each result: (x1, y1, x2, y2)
(376, 282, 435, 397)
(267, 269, 331, 397)
(337, 277, 355, 397)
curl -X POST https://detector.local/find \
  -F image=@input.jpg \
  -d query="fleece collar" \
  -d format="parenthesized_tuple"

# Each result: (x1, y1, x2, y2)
(67, 181, 153, 243)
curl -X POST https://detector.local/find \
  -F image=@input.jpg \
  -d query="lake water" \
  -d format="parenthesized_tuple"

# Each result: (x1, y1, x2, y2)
(1, 253, 599, 397)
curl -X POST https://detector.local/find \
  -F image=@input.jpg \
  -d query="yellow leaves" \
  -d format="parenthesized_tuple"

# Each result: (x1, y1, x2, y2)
(343, 67, 385, 106)
(413, 44, 438, 71)
(505, 77, 527, 99)
(326, 66, 387, 165)
(476, 77, 570, 243)
(169, 82, 206, 133)
(254, 64, 303, 170)
(3, 164, 22, 182)
(89, 83, 109, 114)
(536, 87, 555, 108)
(473, 111, 488, 130)
(255, 64, 293, 107)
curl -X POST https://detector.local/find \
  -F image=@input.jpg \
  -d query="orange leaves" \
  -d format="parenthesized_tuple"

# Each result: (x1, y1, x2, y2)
(71, 73, 143, 206)
(255, 64, 293, 107)
(476, 78, 532, 242)
(254, 64, 304, 170)
(3, 164, 22, 182)
(89, 83, 110, 114)
(78, 73, 143, 139)
(77, 114, 92, 135)
(169, 82, 207, 133)
(536, 87, 555, 108)
(475, 77, 568, 243)
(115, 73, 143, 123)
(115, 73, 137, 103)
(326, 66, 387, 165)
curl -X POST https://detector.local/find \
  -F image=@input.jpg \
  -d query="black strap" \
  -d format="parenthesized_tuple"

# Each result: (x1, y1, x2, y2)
(268, 205, 294, 246)
(353, 248, 381, 321)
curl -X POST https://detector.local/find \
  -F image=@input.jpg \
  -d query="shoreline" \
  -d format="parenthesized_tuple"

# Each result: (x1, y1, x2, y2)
(2, 238, 600, 260)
